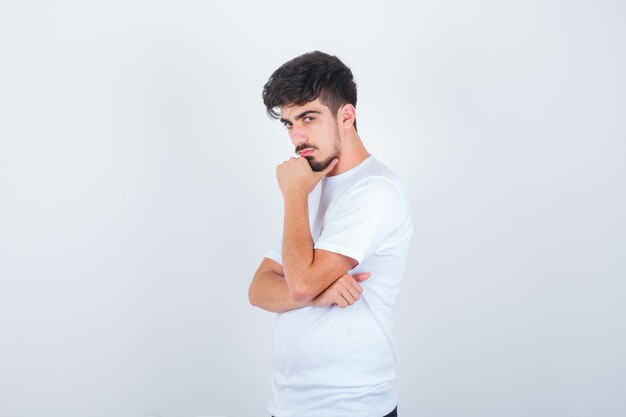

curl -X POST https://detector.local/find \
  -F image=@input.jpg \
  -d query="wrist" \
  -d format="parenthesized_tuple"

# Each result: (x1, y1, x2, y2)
(283, 190, 308, 204)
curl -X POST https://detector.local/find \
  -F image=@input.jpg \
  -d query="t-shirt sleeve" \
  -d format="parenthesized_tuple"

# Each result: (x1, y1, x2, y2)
(265, 237, 283, 265)
(314, 177, 406, 264)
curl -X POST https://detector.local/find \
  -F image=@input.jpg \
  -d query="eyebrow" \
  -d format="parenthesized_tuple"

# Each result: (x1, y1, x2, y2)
(280, 110, 321, 124)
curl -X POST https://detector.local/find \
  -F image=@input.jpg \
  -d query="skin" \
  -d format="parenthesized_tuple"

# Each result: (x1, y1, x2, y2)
(248, 98, 372, 312)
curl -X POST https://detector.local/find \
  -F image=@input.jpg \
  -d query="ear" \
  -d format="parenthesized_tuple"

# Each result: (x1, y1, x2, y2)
(338, 103, 356, 130)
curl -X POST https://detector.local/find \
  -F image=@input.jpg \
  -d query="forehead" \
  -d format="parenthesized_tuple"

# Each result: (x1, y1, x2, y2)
(279, 98, 329, 121)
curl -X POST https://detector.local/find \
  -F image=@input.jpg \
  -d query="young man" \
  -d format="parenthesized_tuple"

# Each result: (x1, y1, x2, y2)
(249, 51, 413, 417)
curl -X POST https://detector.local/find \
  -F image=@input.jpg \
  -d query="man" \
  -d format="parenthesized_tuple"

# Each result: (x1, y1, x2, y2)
(248, 51, 413, 417)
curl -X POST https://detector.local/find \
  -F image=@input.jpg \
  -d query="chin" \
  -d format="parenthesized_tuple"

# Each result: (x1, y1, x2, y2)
(307, 155, 337, 172)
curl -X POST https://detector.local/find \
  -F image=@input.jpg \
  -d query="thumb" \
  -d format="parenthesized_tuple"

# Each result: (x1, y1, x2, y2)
(319, 158, 339, 177)
(353, 272, 371, 282)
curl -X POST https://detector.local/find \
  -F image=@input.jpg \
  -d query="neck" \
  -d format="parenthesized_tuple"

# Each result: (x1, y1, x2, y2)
(327, 130, 370, 177)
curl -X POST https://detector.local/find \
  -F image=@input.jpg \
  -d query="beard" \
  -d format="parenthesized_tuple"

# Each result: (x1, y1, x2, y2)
(302, 126, 341, 172)
(305, 153, 340, 172)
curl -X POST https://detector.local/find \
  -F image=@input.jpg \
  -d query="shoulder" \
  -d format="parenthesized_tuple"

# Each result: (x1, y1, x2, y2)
(348, 159, 409, 204)
(326, 156, 411, 214)
(350, 175, 402, 201)
(334, 175, 407, 225)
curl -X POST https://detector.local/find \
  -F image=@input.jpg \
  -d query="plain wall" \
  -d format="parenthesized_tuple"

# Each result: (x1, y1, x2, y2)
(1, 1, 624, 416)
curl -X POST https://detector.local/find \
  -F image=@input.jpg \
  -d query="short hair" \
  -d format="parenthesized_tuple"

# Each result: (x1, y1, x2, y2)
(262, 51, 358, 131)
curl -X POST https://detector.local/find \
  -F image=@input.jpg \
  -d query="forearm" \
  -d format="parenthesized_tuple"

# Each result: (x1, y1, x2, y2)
(282, 192, 318, 299)
(249, 269, 312, 313)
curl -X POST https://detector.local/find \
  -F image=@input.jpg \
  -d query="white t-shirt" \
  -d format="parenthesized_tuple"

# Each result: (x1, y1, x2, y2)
(265, 155, 413, 417)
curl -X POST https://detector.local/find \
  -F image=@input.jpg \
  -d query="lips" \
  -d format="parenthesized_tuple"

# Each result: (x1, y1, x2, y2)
(298, 148, 314, 156)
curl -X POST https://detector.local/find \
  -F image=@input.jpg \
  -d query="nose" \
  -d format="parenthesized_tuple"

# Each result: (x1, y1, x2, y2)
(289, 125, 308, 146)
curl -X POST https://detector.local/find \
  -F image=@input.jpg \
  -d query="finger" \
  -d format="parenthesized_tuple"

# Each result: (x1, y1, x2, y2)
(331, 288, 347, 306)
(345, 281, 362, 301)
(339, 283, 357, 305)
(338, 274, 362, 295)
(347, 278, 363, 295)
(335, 296, 348, 308)
(353, 272, 371, 282)
(337, 294, 354, 308)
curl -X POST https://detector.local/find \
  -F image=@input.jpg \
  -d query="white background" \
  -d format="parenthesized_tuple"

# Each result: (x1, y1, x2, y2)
(1, 1, 625, 416)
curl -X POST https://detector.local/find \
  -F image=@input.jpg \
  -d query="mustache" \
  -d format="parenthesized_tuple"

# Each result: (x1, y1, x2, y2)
(295, 144, 318, 153)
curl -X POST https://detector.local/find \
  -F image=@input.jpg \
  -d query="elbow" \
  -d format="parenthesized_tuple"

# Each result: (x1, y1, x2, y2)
(284, 267, 316, 302)
(248, 284, 259, 307)
(288, 282, 315, 303)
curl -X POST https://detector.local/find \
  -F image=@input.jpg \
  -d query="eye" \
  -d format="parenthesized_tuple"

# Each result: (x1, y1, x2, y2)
(304, 116, 315, 123)
(282, 121, 293, 129)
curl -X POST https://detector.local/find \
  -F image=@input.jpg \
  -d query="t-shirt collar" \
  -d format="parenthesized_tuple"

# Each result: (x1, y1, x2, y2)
(322, 154, 374, 184)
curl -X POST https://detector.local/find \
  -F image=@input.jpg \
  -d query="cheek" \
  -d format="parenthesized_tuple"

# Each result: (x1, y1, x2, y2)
(316, 125, 335, 144)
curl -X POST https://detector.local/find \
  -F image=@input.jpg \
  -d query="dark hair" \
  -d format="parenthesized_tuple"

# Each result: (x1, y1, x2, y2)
(262, 51, 358, 131)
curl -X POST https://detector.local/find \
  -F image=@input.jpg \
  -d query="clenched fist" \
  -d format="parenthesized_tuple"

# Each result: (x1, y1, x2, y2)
(276, 157, 338, 197)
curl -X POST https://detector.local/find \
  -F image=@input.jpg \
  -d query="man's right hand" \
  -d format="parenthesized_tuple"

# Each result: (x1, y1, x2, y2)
(310, 272, 371, 308)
